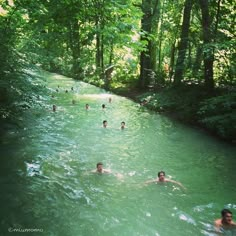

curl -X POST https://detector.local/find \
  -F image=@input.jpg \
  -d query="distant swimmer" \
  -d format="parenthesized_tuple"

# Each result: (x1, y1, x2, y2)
(72, 99, 76, 105)
(52, 104, 57, 112)
(56, 89, 59, 93)
(103, 120, 108, 128)
(108, 97, 112, 103)
(71, 87, 74, 91)
(65, 90, 68, 93)
(85, 104, 90, 110)
(121, 121, 126, 130)
(91, 162, 111, 174)
(215, 209, 236, 231)
(102, 104, 106, 109)
(145, 171, 186, 189)
(91, 162, 123, 180)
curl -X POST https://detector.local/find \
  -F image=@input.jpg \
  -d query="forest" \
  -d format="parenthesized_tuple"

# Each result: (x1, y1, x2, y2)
(0, 0, 235, 142)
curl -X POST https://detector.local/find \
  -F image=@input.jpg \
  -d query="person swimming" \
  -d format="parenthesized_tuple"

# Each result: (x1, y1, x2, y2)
(52, 104, 57, 112)
(91, 162, 111, 174)
(103, 120, 108, 128)
(145, 171, 186, 189)
(121, 121, 125, 129)
(215, 209, 236, 232)
(85, 104, 90, 110)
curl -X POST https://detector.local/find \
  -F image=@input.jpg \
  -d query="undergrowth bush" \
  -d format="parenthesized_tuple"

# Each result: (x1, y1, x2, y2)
(198, 93, 236, 140)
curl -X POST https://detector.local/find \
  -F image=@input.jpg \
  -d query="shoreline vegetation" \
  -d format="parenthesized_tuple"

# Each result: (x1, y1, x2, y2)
(106, 83, 236, 145)
(1, 1, 235, 145)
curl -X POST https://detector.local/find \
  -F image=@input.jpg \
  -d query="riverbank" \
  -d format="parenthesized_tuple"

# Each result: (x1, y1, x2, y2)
(107, 83, 236, 145)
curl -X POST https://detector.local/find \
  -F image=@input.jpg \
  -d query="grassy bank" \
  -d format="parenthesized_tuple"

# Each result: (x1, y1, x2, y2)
(108, 83, 236, 144)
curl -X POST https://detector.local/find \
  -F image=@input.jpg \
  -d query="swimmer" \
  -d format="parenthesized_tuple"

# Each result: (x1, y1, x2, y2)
(85, 104, 90, 110)
(121, 121, 126, 129)
(91, 163, 123, 180)
(108, 97, 112, 103)
(91, 162, 111, 174)
(145, 171, 186, 189)
(72, 99, 76, 105)
(65, 90, 68, 93)
(52, 104, 57, 112)
(71, 87, 74, 91)
(56, 89, 59, 93)
(215, 209, 236, 231)
(102, 104, 106, 109)
(103, 120, 108, 128)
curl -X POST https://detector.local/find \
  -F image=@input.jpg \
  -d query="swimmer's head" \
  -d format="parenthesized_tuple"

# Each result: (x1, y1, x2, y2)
(221, 209, 233, 224)
(158, 171, 165, 181)
(52, 104, 57, 112)
(121, 121, 125, 129)
(96, 162, 103, 173)
(103, 120, 107, 127)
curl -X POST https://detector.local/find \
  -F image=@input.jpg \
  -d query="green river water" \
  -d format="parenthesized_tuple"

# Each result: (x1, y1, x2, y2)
(0, 71, 236, 236)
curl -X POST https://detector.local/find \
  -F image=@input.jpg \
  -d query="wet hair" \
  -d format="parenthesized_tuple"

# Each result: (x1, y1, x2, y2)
(121, 121, 125, 125)
(96, 162, 103, 168)
(102, 104, 106, 108)
(221, 209, 232, 217)
(158, 171, 165, 177)
(52, 104, 57, 111)
(103, 120, 107, 124)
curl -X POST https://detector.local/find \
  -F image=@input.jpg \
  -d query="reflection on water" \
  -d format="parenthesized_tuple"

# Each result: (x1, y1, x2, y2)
(0, 72, 236, 236)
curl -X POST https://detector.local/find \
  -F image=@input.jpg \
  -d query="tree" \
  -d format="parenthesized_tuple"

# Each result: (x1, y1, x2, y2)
(198, 0, 214, 90)
(173, 0, 193, 86)
(139, 0, 160, 89)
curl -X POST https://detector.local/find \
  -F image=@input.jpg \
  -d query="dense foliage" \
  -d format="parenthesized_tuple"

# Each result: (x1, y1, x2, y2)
(0, 0, 235, 141)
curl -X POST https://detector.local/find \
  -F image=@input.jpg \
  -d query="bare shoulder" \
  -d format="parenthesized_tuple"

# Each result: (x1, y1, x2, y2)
(214, 219, 222, 227)
(165, 178, 175, 183)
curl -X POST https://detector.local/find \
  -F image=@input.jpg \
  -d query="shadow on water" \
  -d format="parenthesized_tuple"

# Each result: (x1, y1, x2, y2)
(1, 71, 236, 236)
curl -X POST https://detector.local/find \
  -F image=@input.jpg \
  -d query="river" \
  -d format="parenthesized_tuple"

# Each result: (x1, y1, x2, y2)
(1, 71, 236, 236)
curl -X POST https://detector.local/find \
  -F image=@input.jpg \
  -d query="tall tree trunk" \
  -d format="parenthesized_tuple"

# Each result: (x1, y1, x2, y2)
(139, 0, 152, 89)
(68, 20, 82, 78)
(139, 0, 159, 89)
(169, 41, 176, 81)
(157, 0, 164, 72)
(199, 0, 214, 90)
(95, 19, 101, 68)
(192, 45, 202, 76)
(187, 42, 192, 69)
(109, 41, 113, 65)
(173, 0, 193, 86)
